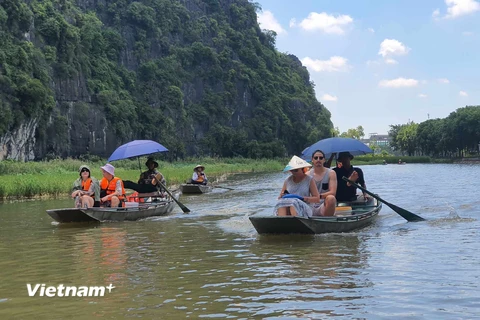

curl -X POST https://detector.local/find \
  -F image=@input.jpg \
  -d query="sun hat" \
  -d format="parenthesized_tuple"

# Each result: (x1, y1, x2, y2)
(283, 155, 312, 172)
(100, 163, 115, 176)
(145, 157, 159, 168)
(337, 152, 354, 160)
(194, 164, 205, 171)
(78, 164, 90, 172)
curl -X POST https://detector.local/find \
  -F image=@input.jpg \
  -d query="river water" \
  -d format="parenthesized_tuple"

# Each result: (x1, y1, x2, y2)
(0, 164, 479, 319)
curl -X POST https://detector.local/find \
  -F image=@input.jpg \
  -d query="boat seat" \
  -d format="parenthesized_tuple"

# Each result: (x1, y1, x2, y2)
(334, 206, 353, 216)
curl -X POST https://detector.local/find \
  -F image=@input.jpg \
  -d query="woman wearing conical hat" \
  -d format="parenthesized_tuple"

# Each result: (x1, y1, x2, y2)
(191, 165, 208, 185)
(274, 156, 320, 217)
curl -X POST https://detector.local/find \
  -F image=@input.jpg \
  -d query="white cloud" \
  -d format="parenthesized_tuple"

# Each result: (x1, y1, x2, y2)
(301, 56, 350, 72)
(418, 94, 428, 98)
(434, 0, 480, 19)
(298, 12, 353, 34)
(321, 94, 338, 102)
(367, 27, 375, 33)
(378, 39, 410, 57)
(445, 0, 480, 19)
(257, 11, 287, 35)
(438, 78, 450, 84)
(459, 90, 468, 96)
(385, 58, 398, 64)
(378, 77, 419, 88)
(366, 58, 398, 66)
(289, 18, 296, 28)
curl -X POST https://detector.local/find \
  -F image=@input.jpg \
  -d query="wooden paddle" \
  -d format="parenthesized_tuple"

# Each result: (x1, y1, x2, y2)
(153, 177, 191, 214)
(342, 177, 425, 222)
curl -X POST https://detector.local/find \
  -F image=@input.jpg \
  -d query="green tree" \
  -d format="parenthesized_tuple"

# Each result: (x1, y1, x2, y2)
(339, 125, 365, 139)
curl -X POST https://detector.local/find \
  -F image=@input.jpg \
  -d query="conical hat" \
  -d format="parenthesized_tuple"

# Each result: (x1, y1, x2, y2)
(283, 155, 312, 172)
(194, 164, 205, 171)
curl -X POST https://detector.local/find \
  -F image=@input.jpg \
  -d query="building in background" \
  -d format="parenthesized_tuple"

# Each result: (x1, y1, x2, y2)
(361, 133, 391, 147)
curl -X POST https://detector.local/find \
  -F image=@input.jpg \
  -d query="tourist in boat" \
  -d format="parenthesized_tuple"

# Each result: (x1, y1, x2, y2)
(123, 157, 165, 193)
(71, 164, 100, 208)
(274, 156, 320, 217)
(307, 150, 337, 216)
(99, 163, 125, 207)
(190, 165, 208, 185)
(333, 152, 368, 202)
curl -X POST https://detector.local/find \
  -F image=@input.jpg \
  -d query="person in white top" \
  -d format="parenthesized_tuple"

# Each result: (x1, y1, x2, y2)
(191, 165, 208, 185)
(307, 150, 337, 216)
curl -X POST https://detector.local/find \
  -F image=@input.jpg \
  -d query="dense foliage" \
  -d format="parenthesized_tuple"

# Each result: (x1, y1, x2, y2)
(0, 0, 332, 160)
(389, 106, 480, 157)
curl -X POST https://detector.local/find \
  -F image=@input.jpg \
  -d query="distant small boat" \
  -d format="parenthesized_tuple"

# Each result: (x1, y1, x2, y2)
(46, 192, 180, 223)
(249, 199, 382, 235)
(180, 184, 212, 194)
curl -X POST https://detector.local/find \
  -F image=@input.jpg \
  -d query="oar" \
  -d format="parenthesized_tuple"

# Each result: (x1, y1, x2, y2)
(153, 177, 190, 214)
(342, 177, 425, 222)
(213, 185, 234, 190)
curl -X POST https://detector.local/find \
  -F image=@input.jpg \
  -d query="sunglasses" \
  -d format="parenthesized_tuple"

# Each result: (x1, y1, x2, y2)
(81, 169, 90, 172)
(290, 169, 300, 173)
(313, 156, 324, 160)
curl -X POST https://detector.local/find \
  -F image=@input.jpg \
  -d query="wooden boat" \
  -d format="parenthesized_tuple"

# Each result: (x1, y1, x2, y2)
(46, 192, 180, 223)
(180, 183, 212, 194)
(249, 198, 382, 235)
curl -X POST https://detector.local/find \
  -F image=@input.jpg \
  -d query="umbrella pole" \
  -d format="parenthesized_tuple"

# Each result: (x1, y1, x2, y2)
(137, 157, 142, 173)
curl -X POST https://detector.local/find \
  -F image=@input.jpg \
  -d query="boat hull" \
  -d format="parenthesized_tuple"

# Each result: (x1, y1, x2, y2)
(249, 200, 382, 235)
(47, 194, 179, 223)
(46, 208, 98, 223)
(180, 184, 212, 194)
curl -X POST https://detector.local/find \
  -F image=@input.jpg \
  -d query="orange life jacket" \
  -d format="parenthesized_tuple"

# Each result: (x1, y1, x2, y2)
(194, 173, 205, 183)
(100, 177, 125, 200)
(81, 178, 94, 198)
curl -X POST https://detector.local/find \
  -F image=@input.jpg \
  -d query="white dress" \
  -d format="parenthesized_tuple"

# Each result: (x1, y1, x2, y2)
(273, 175, 314, 217)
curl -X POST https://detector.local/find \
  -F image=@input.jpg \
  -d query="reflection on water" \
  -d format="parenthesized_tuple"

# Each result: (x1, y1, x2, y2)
(0, 164, 480, 318)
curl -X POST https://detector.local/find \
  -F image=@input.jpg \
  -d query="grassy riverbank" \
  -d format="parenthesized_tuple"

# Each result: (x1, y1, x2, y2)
(0, 154, 447, 201)
(0, 158, 285, 200)
(352, 155, 432, 165)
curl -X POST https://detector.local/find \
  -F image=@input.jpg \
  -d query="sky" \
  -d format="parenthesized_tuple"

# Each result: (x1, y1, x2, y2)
(255, 0, 480, 137)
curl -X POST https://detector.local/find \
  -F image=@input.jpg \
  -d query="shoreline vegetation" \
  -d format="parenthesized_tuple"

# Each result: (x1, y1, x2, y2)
(0, 155, 458, 201)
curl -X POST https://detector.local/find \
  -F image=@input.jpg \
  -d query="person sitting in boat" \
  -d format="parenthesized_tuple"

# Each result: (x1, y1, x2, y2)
(333, 152, 368, 202)
(71, 164, 100, 208)
(99, 163, 125, 207)
(123, 157, 166, 193)
(190, 165, 208, 185)
(307, 150, 337, 216)
(274, 156, 320, 217)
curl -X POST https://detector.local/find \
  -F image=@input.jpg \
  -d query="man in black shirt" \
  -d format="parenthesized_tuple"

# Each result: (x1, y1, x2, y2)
(333, 152, 368, 202)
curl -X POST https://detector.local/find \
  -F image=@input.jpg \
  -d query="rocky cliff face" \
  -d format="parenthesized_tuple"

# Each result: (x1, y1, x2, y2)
(0, 0, 332, 160)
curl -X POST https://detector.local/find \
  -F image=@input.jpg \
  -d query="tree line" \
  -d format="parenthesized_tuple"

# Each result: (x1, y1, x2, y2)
(389, 106, 480, 157)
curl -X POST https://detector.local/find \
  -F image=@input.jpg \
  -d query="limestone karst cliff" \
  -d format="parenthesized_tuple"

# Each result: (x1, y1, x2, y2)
(0, 0, 332, 160)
